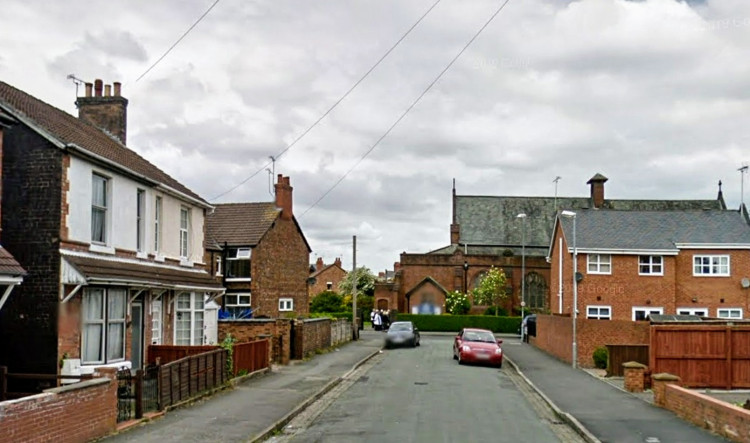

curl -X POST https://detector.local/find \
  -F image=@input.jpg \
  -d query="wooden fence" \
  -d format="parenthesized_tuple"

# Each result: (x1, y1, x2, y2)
(605, 345, 649, 377)
(148, 345, 219, 365)
(158, 348, 228, 410)
(232, 339, 269, 376)
(650, 325, 750, 389)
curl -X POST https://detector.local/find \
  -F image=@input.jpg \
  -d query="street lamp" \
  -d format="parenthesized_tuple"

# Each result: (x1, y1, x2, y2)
(561, 210, 578, 368)
(517, 213, 527, 342)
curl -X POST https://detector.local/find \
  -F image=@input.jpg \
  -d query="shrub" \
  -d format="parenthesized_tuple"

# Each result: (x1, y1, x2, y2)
(220, 334, 236, 376)
(445, 291, 471, 315)
(309, 311, 353, 321)
(593, 347, 608, 370)
(483, 306, 509, 316)
(395, 314, 520, 333)
(310, 291, 344, 313)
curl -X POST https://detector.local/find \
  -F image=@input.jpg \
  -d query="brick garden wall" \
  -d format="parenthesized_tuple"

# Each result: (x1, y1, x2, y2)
(534, 314, 649, 368)
(218, 319, 292, 364)
(331, 319, 352, 346)
(0, 368, 117, 443)
(662, 384, 750, 442)
(294, 318, 330, 359)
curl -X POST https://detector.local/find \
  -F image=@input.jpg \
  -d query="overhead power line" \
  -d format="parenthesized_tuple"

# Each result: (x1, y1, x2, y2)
(299, 0, 514, 218)
(209, 0, 443, 201)
(135, 0, 222, 83)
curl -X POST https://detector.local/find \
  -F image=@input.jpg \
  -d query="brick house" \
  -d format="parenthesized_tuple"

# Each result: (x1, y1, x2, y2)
(308, 257, 347, 299)
(205, 175, 311, 319)
(0, 80, 223, 380)
(376, 174, 726, 315)
(0, 109, 25, 311)
(549, 207, 750, 321)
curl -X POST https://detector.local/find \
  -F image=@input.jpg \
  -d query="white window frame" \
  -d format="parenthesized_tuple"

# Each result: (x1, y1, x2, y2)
(632, 306, 663, 321)
(587, 254, 612, 274)
(677, 307, 708, 317)
(638, 255, 663, 276)
(91, 173, 109, 245)
(81, 288, 126, 365)
(717, 308, 743, 319)
(223, 293, 252, 319)
(175, 292, 204, 345)
(225, 247, 251, 282)
(215, 255, 223, 276)
(151, 298, 162, 345)
(693, 255, 730, 277)
(154, 196, 162, 254)
(136, 189, 146, 253)
(279, 298, 294, 312)
(326, 282, 333, 290)
(586, 305, 611, 320)
(180, 207, 190, 259)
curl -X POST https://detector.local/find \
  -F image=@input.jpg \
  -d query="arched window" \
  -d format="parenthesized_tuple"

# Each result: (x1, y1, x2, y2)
(525, 272, 547, 310)
(471, 271, 487, 291)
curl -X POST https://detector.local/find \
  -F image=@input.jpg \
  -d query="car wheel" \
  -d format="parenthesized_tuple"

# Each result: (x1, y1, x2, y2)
(453, 349, 458, 360)
(416, 339, 420, 347)
(458, 353, 464, 365)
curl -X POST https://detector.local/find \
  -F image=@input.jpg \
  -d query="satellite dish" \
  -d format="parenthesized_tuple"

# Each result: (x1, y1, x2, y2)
(741, 278, 750, 289)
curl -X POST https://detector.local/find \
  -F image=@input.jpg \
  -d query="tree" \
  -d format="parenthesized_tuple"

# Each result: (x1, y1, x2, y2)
(471, 266, 509, 316)
(338, 266, 376, 298)
(445, 290, 471, 315)
(310, 291, 344, 313)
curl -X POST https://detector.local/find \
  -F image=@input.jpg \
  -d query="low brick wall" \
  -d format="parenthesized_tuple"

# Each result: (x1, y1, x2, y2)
(534, 314, 649, 368)
(294, 318, 331, 359)
(662, 383, 750, 442)
(219, 319, 292, 365)
(0, 368, 117, 443)
(331, 319, 352, 346)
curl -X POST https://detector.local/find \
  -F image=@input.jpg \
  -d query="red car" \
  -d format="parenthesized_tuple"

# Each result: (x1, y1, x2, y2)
(453, 328, 503, 368)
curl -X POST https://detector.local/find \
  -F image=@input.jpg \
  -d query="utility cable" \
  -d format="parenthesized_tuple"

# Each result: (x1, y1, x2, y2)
(135, 0, 222, 83)
(209, 0, 443, 201)
(299, 0, 513, 218)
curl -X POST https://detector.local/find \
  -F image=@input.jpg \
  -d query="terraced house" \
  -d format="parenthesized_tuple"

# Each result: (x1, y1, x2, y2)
(0, 80, 223, 383)
(550, 207, 750, 321)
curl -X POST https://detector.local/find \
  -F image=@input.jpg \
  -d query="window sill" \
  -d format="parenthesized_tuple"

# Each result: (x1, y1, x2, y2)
(154, 254, 165, 262)
(80, 359, 131, 374)
(136, 251, 148, 259)
(89, 244, 115, 255)
(225, 278, 252, 282)
(179, 258, 193, 267)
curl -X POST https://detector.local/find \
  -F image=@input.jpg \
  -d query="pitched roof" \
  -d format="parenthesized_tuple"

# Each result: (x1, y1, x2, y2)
(558, 210, 750, 251)
(0, 246, 25, 276)
(0, 81, 206, 204)
(205, 202, 280, 247)
(456, 195, 724, 256)
(309, 263, 346, 279)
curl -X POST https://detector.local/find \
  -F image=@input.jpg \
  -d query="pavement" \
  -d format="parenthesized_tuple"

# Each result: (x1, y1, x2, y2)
(106, 330, 730, 443)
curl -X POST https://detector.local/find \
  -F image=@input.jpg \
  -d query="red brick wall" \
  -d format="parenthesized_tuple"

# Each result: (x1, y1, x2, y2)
(252, 217, 310, 318)
(662, 384, 750, 442)
(0, 369, 117, 443)
(534, 314, 649, 368)
(218, 319, 292, 364)
(675, 249, 750, 316)
(308, 265, 347, 298)
(294, 318, 331, 359)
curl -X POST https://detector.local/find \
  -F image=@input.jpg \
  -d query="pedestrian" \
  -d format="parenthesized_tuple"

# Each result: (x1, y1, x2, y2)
(382, 310, 390, 330)
(373, 310, 382, 331)
(370, 309, 376, 329)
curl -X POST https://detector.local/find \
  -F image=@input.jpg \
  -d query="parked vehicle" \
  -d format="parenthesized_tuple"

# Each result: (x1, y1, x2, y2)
(452, 328, 503, 368)
(384, 321, 420, 348)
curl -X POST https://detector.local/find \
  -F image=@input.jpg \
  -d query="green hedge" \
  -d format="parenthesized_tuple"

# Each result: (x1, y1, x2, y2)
(309, 312, 353, 321)
(394, 314, 521, 333)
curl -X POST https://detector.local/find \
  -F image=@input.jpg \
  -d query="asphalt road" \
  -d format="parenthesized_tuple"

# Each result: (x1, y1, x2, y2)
(271, 334, 584, 443)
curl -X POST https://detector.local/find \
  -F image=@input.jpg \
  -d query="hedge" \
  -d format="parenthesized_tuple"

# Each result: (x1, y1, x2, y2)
(309, 312, 353, 321)
(394, 314, 521, 333)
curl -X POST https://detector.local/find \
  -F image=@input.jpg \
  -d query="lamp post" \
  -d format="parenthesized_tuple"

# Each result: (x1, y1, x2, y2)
(517, 213, 527, 342)
(463, 260, 469, 294)
(561, 210, 578, 368)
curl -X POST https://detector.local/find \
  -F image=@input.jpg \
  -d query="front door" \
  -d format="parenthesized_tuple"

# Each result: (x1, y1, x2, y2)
(131, 302, 143, 371)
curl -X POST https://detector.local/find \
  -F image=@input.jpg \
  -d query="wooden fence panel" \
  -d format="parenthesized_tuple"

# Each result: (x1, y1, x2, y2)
(157, 349, 228, 410)
(148, 345, 219, 365)
(232, 339, 270, 375)
(605, 345, 649, 377)
(650, 325, 750, 389)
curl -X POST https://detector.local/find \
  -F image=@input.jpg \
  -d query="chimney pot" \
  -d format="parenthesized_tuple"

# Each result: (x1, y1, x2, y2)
(94, 79, 103, 97)
(113, 82, 121, 96)
(334, 258, 342, 267)
(316, 257, 324, 271)
(104, 84, 111, 97)
(274, 175, 294, 220)
(85, 82, 93, 97)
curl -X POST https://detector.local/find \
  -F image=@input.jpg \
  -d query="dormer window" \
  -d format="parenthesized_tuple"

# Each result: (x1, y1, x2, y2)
(226, 247, 251, 281)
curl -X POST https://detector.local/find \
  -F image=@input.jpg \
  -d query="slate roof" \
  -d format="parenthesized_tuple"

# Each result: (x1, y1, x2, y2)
(0, 246, 25, 276)
(557, 210, 750, 251)
(455, 195, 723, 257)
(205, 202, 280, 248)
(310, 263, 345, 279)
(0, 81, 206, 204)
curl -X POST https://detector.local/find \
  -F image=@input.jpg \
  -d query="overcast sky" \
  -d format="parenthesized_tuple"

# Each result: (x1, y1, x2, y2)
(1, 0, 748, 273)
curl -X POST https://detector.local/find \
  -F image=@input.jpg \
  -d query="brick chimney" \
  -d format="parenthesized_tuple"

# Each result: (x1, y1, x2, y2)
(75, 79, 128, 144)
(274, 174, 293, 220)
(316, 257, 324, 271)
(587, 173, 608, 209)
(334, 257, 342, 268)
